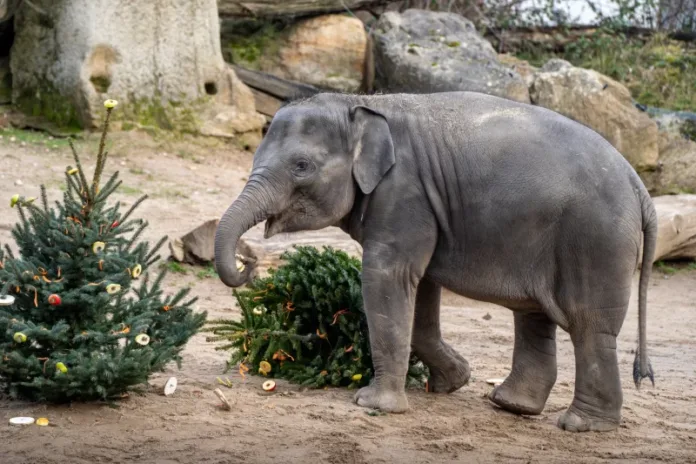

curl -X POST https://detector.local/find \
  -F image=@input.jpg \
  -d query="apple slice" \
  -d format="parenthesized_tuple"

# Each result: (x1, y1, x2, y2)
(262, 380, 276, 392)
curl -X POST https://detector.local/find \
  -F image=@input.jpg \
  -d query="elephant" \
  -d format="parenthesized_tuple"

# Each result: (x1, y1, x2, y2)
(213, 90, 657, 433)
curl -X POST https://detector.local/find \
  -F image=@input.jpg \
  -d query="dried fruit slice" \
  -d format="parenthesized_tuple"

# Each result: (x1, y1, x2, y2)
(258, 361, 272, 375)
(9, 417, 34, 426)
(486, 378, 506, 386)
(164, 377, 177, 396)
(262, 380, 276, 392)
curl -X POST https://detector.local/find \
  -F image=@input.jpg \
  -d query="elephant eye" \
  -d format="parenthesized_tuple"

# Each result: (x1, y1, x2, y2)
(293, 159, 313, 176)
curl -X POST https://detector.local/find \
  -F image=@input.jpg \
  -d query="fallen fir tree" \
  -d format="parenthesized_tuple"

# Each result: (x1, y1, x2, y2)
(206, 246, 428, 389)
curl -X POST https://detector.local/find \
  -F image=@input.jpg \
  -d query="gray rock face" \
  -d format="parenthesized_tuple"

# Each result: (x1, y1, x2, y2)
(373, 10, 530, 103)
(10, 0, 265, 137)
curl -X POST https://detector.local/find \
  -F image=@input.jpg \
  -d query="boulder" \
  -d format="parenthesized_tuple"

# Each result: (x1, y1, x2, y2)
(372, 10, 530, 103)
(642, 132, 696, 195)
(11, 0, 265, 138)
(497, 54, 537, 89)
(226, 15, 371, 93)
(530, 59, 658, 170)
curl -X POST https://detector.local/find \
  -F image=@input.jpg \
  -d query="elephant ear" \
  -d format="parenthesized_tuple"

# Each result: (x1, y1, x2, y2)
(349, 105, 396, 195)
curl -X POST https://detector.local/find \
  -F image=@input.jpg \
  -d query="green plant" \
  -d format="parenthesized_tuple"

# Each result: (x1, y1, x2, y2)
(518, 31, 696, 111)
(206, 246, 428, 389)
(0, 101, 206, 402)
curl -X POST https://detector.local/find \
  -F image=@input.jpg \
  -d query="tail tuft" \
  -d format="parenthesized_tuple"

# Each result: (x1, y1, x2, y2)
(633, 350, 655, 389)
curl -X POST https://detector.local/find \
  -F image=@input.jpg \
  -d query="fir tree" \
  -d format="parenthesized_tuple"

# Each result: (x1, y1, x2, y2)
(0, 99, 206, 402)
(207, 246, 427, 389)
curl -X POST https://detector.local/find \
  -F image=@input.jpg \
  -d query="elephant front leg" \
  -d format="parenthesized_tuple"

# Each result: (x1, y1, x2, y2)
(412, 278, 471, 393)
(353, 249, 423, 413)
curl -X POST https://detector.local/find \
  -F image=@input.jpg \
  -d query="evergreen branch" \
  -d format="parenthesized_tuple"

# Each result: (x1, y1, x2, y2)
(92, 108, 114, 196)
(40, 184, 48, 212)
(66, 172, 83, 201)
(69, 139, 91, 204)
(145, 236, 168, 263)
(125, 221, 147, 251)
(4, 244, 15, 259)
(94, 171, 121, 203)
(120, 195, 148, 225)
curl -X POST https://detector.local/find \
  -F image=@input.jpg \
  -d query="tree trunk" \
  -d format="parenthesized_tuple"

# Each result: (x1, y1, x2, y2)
(218, 0, 388, 18)
(10, 0, 265, 138)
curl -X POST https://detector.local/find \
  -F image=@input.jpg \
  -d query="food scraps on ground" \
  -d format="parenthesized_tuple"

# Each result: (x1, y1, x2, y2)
(486, 378, 506, 386)
(214, 388, 233, 411)
(36, 418, 49, 426)
(259, 361, 272, 375)
(262, 380, 276, 392)
(163, 377, 177, 396)
(9, 417, 35, 426)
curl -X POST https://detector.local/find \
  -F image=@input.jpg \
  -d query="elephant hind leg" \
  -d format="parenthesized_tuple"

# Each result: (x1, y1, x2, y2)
(558, 324, 624, 432)
(489, 311, 557, 415)
(411, 278, 471, 393)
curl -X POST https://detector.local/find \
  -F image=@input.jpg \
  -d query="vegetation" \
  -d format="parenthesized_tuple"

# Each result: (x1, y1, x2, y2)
(517, 31, 696, 111)
(0, 101, 206, 402)
(206, 246, 428, 389)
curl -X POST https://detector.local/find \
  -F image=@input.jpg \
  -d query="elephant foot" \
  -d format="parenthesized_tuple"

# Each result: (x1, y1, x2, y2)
(488, 378, 547, 416)
(557, 406, 619, 433)
(426, 356, 471, 393)
(353, 384, 409, 413)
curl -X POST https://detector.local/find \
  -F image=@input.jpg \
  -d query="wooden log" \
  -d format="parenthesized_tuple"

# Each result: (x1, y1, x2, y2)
(218, 0, 387, 18)
(239, 224, 362, 278)
(251, 88, 282, 117)
(231, 65, 320, 100)
(168, 219, 361, 279)
(653, 194, 696, 262)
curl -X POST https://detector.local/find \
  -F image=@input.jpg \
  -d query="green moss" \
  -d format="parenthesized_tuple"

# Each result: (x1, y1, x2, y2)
(447, 41, 461, 48)
(222, 23, 284, 69)
(516, 32, 696, 112)
(110, 94, 207, 134)
(15, 85, 83, 130)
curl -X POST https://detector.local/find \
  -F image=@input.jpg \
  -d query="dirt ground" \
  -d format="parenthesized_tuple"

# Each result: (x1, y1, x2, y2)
(0, 129, 695, 464)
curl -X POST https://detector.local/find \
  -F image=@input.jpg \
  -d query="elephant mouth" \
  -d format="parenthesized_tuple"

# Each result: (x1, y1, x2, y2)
(264, 215, 278, 239)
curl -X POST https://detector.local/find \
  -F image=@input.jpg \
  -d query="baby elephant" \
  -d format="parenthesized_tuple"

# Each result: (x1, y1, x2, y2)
(214, 91, 656, 433)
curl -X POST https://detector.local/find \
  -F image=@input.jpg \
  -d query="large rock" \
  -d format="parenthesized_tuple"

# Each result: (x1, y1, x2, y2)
(530, 59, 658, 171)
(372, 10, 530, 103)
(225, 15, 371, 93)
(642, 132, 696, 195)
(11, 0, 265, 138)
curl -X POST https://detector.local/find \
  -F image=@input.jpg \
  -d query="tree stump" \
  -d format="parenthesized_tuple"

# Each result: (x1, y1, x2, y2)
(10, 0, 265, 138)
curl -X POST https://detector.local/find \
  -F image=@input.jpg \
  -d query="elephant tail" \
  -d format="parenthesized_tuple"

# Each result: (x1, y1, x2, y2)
(634, 192, 657, 389)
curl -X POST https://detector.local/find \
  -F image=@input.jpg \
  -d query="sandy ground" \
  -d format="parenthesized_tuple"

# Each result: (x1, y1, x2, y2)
(0, 129, 695, 464)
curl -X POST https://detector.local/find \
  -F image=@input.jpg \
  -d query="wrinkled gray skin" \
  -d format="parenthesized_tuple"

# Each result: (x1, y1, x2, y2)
(214, 91, 657, 433)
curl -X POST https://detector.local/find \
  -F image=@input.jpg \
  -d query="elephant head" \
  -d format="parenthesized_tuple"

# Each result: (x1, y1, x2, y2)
(214, 96, 396, 287)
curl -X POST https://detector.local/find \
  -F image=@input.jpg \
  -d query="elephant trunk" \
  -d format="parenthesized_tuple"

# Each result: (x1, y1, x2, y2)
(214, 179, 274, 288)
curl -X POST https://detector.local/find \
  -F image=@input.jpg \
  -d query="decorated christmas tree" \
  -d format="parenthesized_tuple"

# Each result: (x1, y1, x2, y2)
(0, 100, 206, 402)
(207, 246, 427, 389)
